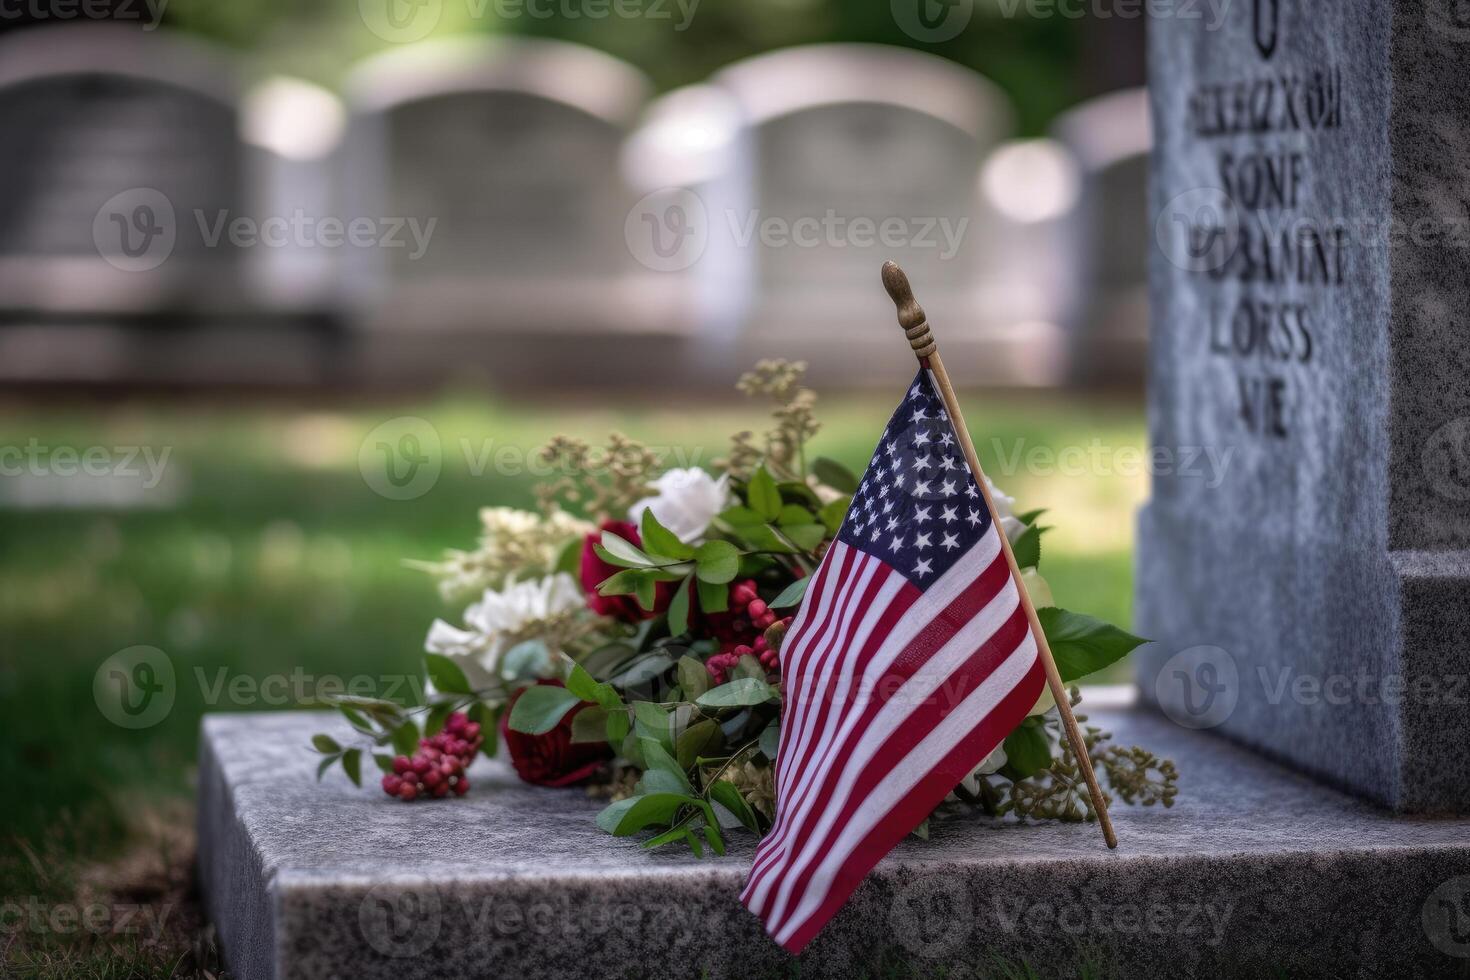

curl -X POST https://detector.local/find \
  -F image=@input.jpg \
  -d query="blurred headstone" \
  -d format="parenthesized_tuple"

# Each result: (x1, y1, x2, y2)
(1137, 0, 1470, 811)
(342, 37, 653, 374)
(1050, 88, 1151, 385)
(0, 25, 332, 386)
(696, 45, 1050, 386)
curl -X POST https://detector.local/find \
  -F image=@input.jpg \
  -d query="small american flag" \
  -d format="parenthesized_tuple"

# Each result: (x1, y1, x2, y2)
(741, 366, 1046, 952)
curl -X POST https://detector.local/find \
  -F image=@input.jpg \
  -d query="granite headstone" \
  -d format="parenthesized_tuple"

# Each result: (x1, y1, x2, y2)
(1137, 0, 1470, 811)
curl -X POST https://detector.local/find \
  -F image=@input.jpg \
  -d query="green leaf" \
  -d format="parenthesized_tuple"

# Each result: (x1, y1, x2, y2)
(812, 457, 860, 494)
(633, 701, 673, 752)
(1003, 724, 1052, 779)
(746, 466, 782, 521)
(769, 576, 810, 609)
(554, 536, 582, 576)
(818, 497, 852, 534)
(373, 752, 396, 774)
(639, 737, 694, 794)
(596, 793, 697, 836)
(311, 733, 342, 754)
(675, 719, 724, 770)
(599, 530, 655, 567)
(1011, 524, 1044, 570)
(696, 577, 728, 613)
(708, 780, 760, 832)
(507, 685, 582, 735)
(697, 677, 776, 709)
(635, 574, 656, 612)
(580, 642, 637, 680)
(424, 653, 472, 695)
(640, 507, 694, 560)
(338, 705, 373, 734)
(776, 503, 815, 527)
(667, 575, 693, 636)
(500, 640, 549, 681)
(571, 705, 609, 744)
(676, 656, 711, 701)
(642, 823, 694, 850)
(468, 702, 498, 758)
(424, 701, 453, 737)
(703, 822, 726, 856)
(316, 755, 337, 781)
(565, 662, 622, 711)
(596, 569, 645, 596)
(608, 652, 675, 688)
(1038, 607, 1147, 683)
(779, 523, 827, 551)
(341, 748, 363, 787)
(1017, 508, 1048, 526)
(390, 722, 420, 757)
(693, 540, 740, 584)
(758, 720, 781, 761)
(731, 654, 766, 683)
(606, 708, 631, 747)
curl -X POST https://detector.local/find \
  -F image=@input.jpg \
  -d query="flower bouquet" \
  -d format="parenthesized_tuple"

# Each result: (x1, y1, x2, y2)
(308, 360, 1177, 854)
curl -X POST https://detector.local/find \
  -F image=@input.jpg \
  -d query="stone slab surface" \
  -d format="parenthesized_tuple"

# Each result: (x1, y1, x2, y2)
(199, 706, 1470, 979)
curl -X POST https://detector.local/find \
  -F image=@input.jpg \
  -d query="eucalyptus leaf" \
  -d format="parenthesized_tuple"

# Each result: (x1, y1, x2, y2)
(696, 577, 729, 613)
(390, 722, 419, 757)
(507, 685, 582, 735)
(667, 575, 693, 636)
(769, 577, 810, 610)
(693, 540, 740, 585)
(599, 531, 654, 567)
(676, 656, 711, 701)
(311, 733, 342, 755)
(758, 720, 781, 761)
(341, 748, 363, 787)
(675, 719, 724, 770)
(500, 640, 550, 682)
(570, 705, 609, 744)
(697, 677, 776, 709)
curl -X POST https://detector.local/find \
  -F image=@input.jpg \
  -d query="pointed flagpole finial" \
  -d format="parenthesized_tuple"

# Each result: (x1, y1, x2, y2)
(881, 261, 936, 359)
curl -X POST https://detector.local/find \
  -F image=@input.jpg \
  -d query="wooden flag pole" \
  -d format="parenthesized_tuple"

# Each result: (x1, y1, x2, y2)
(881, 260, 1118, 850)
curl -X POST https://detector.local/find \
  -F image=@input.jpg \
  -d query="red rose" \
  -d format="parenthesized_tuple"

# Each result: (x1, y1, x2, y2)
(500, 680, 612, 787)
(580, 519, 674, 622)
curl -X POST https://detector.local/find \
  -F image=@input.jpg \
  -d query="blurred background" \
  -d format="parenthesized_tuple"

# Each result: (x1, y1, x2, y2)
(0, 1, 1148, 975)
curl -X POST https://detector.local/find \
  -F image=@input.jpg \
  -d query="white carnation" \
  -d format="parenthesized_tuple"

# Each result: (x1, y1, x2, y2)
(424, 573, 582, 691)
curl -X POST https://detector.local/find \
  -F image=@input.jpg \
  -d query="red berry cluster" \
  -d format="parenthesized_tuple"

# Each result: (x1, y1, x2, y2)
(706, 581, 793, 683)
(381, 711, 482, 801)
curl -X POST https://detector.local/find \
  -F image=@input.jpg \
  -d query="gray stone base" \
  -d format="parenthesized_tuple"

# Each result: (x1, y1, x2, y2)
(199, 706, 1470, 979)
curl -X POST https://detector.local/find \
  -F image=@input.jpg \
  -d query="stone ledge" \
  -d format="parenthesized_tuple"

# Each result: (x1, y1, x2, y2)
(198, 705, 1470, 979)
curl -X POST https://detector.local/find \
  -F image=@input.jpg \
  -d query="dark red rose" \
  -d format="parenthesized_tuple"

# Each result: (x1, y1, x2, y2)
(500, 680, 612, 787)
(580, 519, 674, 622)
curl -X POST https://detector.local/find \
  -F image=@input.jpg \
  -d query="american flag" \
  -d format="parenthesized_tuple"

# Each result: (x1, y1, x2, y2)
(741, 367, 1047, 953)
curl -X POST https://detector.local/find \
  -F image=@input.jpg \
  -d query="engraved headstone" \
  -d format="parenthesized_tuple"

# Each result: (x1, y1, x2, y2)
(704, 46, 1045, 384)
(341, 38, 651, 336)
(1137, 0, 1470, 810)
(1051, 88, 1150, 384)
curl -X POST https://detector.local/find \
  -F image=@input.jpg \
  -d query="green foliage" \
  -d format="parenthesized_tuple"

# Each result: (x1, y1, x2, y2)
(1038, 608, 1147, 683)
(507, 685, 582, 735)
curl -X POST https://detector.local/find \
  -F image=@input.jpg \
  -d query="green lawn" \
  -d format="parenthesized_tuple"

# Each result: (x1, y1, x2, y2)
(0, 386, 1144, 975)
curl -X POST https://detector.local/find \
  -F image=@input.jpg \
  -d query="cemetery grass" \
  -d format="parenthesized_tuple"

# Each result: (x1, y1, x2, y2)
(0, 389, 1143, 977)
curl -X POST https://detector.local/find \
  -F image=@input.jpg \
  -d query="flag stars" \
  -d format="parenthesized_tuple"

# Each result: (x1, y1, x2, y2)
(909, 408, 928, 423)
(914, 532, 932, 550)
(890, 534, 905, 551)
(938, 456, 956, 471)
(913, 506, 931, 523)
(913, 481, 931, 496)
(940, 480, 958, 496)
(914, 557, 933, 578)
(965, 484, 979, 499)
(886, 517, 899, 532)
(912, 455, 932, 470)
(941, 532, 960, 551)
(893, 473, 906, 488)
(966, 509, 982, 527)
(912, 430, 931, 446)
(941, 505, 958, 522)
(939, 431, 954, 448)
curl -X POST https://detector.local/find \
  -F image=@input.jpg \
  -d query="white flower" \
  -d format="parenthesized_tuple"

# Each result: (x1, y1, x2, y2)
(985, 476, 1026, 543)
(628, 468, 731, 544)
(954, 743, 1009, 797)
(424, 573, 582, 690)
